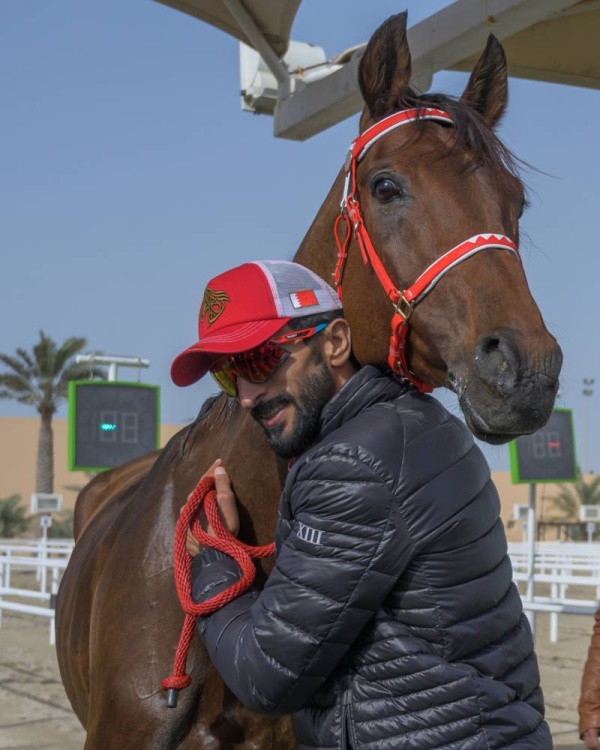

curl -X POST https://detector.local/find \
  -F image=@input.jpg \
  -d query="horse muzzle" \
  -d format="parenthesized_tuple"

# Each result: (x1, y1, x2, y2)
(449, 328, 563, 444)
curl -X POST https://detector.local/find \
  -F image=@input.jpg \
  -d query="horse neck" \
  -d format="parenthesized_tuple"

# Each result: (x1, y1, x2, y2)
(293, 169, 345, 281)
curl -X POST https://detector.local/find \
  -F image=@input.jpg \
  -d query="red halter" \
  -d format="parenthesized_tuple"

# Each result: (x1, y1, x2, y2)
(333, 107, 520, 393)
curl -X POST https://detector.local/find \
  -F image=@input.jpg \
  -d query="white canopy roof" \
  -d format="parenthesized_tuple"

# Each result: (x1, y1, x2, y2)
(451, 1, 600, 88)
(154, 0, 600, 139)
(155, 0, 301, 57)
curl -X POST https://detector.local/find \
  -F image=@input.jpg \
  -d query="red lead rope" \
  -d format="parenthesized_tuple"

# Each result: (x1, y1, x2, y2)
(161, 475, 275, 708)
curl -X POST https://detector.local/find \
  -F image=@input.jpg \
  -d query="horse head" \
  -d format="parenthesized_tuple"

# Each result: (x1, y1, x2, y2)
(298, 12, 561, 445)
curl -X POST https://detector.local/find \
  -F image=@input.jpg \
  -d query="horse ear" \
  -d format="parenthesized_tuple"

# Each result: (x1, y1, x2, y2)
(358, 12, 412, 121)
(460, 35, 508, 127)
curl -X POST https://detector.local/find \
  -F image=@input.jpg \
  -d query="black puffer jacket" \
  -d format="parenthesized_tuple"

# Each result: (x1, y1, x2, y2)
(193, 366, 551, 749)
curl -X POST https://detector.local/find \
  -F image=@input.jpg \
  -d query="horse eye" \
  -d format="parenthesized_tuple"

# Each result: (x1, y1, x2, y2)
(518, 195, 529, 219)
(373, 178, 401, 203)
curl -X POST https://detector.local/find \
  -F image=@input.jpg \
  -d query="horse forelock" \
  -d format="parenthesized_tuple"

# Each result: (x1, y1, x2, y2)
(367, 89, 524, 196)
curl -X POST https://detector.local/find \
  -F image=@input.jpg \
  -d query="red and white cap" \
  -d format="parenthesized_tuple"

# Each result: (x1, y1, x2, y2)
(171, 260, 343, 387)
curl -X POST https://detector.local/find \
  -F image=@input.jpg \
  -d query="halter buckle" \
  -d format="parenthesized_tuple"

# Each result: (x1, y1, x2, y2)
(346, 199, 361, 229)
(343, 148, 353, 174)
(393, 293, 414, 322)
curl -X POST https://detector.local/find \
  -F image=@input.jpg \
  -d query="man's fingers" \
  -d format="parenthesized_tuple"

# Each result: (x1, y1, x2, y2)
(186, 528, 201, 557)
(204, 458, 222, 478)
(181, 461, 239, 543)
(179, 459, 222, 517)
(214, 466, 233, 496)
(214, 466, 240, 536)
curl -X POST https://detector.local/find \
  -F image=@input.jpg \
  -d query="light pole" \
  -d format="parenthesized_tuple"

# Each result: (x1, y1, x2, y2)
(583, 378, 595, 475)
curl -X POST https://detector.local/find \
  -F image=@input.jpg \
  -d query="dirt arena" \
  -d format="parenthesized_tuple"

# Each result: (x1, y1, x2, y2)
(0, 605, 594, 749)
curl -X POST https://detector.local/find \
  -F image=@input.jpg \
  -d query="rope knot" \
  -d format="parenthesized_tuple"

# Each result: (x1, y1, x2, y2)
(162, 475, 274, 708)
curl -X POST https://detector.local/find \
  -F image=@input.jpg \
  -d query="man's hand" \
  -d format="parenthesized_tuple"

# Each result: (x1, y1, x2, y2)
(584, 728, 600, 749)
(184, 459, 240, 557)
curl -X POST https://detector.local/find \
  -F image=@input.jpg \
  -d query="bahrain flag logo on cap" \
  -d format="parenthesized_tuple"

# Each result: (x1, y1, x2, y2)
(290, 289, 318, 309)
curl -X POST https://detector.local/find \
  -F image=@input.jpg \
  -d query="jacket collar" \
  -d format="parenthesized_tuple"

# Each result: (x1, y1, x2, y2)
(318, 365, 411, 441)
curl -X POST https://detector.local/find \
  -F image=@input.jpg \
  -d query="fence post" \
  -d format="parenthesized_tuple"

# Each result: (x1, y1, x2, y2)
(524, 483, 537, 636)
(0, 559, 3, 628)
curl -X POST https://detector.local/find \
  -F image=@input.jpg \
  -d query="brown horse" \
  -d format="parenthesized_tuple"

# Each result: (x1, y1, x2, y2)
(56, 13, 562, 750)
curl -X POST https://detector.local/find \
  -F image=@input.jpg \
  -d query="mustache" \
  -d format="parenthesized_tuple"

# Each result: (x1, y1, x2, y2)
(251, 395, 295, 422)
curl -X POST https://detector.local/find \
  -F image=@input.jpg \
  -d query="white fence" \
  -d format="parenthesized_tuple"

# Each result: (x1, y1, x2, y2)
(0, 538, 599, 645)
(508, 542, 600, 641)
(0, 538, 74, 644)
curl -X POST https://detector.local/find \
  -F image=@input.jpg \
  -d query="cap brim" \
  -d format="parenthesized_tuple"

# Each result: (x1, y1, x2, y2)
(170, 317, 290, 387)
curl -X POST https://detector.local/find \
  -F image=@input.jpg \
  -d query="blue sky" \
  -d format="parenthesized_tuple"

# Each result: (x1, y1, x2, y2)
(1, 1, 598, 472)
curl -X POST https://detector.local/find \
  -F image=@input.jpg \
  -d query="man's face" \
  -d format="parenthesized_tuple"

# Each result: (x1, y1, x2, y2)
(237, 330, 336, 459)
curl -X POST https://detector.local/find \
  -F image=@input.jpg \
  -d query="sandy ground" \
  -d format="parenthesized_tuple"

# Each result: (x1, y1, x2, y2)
(0, 596, 594, 749)
(0, 611, 85, 750)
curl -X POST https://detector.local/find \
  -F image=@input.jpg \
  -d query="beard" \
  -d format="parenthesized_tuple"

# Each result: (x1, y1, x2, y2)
(251, 359, 336, 460)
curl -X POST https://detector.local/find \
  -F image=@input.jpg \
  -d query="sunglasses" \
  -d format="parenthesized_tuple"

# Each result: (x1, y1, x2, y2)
(211, 323, 328, 397)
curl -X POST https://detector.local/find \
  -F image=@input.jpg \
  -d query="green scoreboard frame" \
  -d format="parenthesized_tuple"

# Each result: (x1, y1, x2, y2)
(509, 408, 578, 484)
(68, 381, 160, 472)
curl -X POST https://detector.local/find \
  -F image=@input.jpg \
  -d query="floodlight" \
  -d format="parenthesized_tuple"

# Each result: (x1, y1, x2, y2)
(240, 40, 333, 115)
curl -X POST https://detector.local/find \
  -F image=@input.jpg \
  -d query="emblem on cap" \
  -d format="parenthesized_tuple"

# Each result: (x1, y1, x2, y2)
(201, 287, 231, 326)
(290, 290, 318, 309)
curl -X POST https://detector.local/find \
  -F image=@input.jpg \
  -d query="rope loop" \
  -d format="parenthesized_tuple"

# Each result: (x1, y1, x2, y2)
(161, 475, 275, 707)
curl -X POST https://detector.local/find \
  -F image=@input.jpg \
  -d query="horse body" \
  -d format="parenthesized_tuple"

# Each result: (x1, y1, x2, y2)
(72, 450, 160, 541)
(59, 397, 292, 748)
(56, 13, 562, 749)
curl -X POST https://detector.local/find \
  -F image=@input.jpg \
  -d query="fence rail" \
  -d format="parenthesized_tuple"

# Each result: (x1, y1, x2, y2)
(508, 542, 600, 641)
(0, 539, 73, 644)
(1, 539, 599, 644)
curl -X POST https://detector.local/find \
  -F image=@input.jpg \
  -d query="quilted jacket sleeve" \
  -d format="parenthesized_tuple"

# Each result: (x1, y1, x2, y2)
(579, 607, 600, 736)
(191, 445, 416, 716)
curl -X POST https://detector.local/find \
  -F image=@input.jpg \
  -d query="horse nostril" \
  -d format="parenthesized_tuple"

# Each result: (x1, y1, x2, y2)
(482, 338, 500, 356)
(475, 332, 521, 391)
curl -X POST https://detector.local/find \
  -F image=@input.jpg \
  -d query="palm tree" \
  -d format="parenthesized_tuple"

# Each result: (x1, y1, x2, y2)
(548, 475, 600, 521)
(0, 332, 105, 493)
(0, 494, 31, 537)
(48, 509, 75, 539)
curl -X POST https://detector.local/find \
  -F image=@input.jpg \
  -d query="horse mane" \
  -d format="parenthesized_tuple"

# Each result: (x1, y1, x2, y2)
(196, 392, 231, 423)
(181, 392, 240, 455)
(391, 89, 523, 189)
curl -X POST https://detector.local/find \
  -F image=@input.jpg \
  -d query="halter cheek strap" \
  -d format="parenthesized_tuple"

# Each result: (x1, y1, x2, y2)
(333, 107, 520, 394)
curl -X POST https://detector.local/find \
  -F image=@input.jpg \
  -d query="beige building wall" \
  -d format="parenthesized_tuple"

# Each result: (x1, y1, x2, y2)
(0, 416, 182, 512)
(0, 416, 579, 542)
(493, 471, 578, 543)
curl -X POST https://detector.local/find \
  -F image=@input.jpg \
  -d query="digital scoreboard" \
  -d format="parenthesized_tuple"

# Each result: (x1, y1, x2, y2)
(509, 408, 577, 484)
(68, 381, 160, 471)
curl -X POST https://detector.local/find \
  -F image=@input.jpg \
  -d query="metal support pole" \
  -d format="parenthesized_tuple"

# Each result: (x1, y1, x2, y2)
(40, 522, 48, 595)
(223, 0, 291, 99)
(525, 483, 537, 638)
(75, 354, 150, 383)
(0, 561, 3, 628)
(585, 397, 590, 476)
(583, 378, 595, 475)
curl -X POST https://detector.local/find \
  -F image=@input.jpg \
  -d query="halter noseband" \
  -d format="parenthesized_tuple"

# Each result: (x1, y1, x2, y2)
(333, 107, 520, 394)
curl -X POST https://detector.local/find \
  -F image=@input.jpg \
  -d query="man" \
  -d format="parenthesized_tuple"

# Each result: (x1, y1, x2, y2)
(579, 611, 600, 748)
(171, 259, 552, 749)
